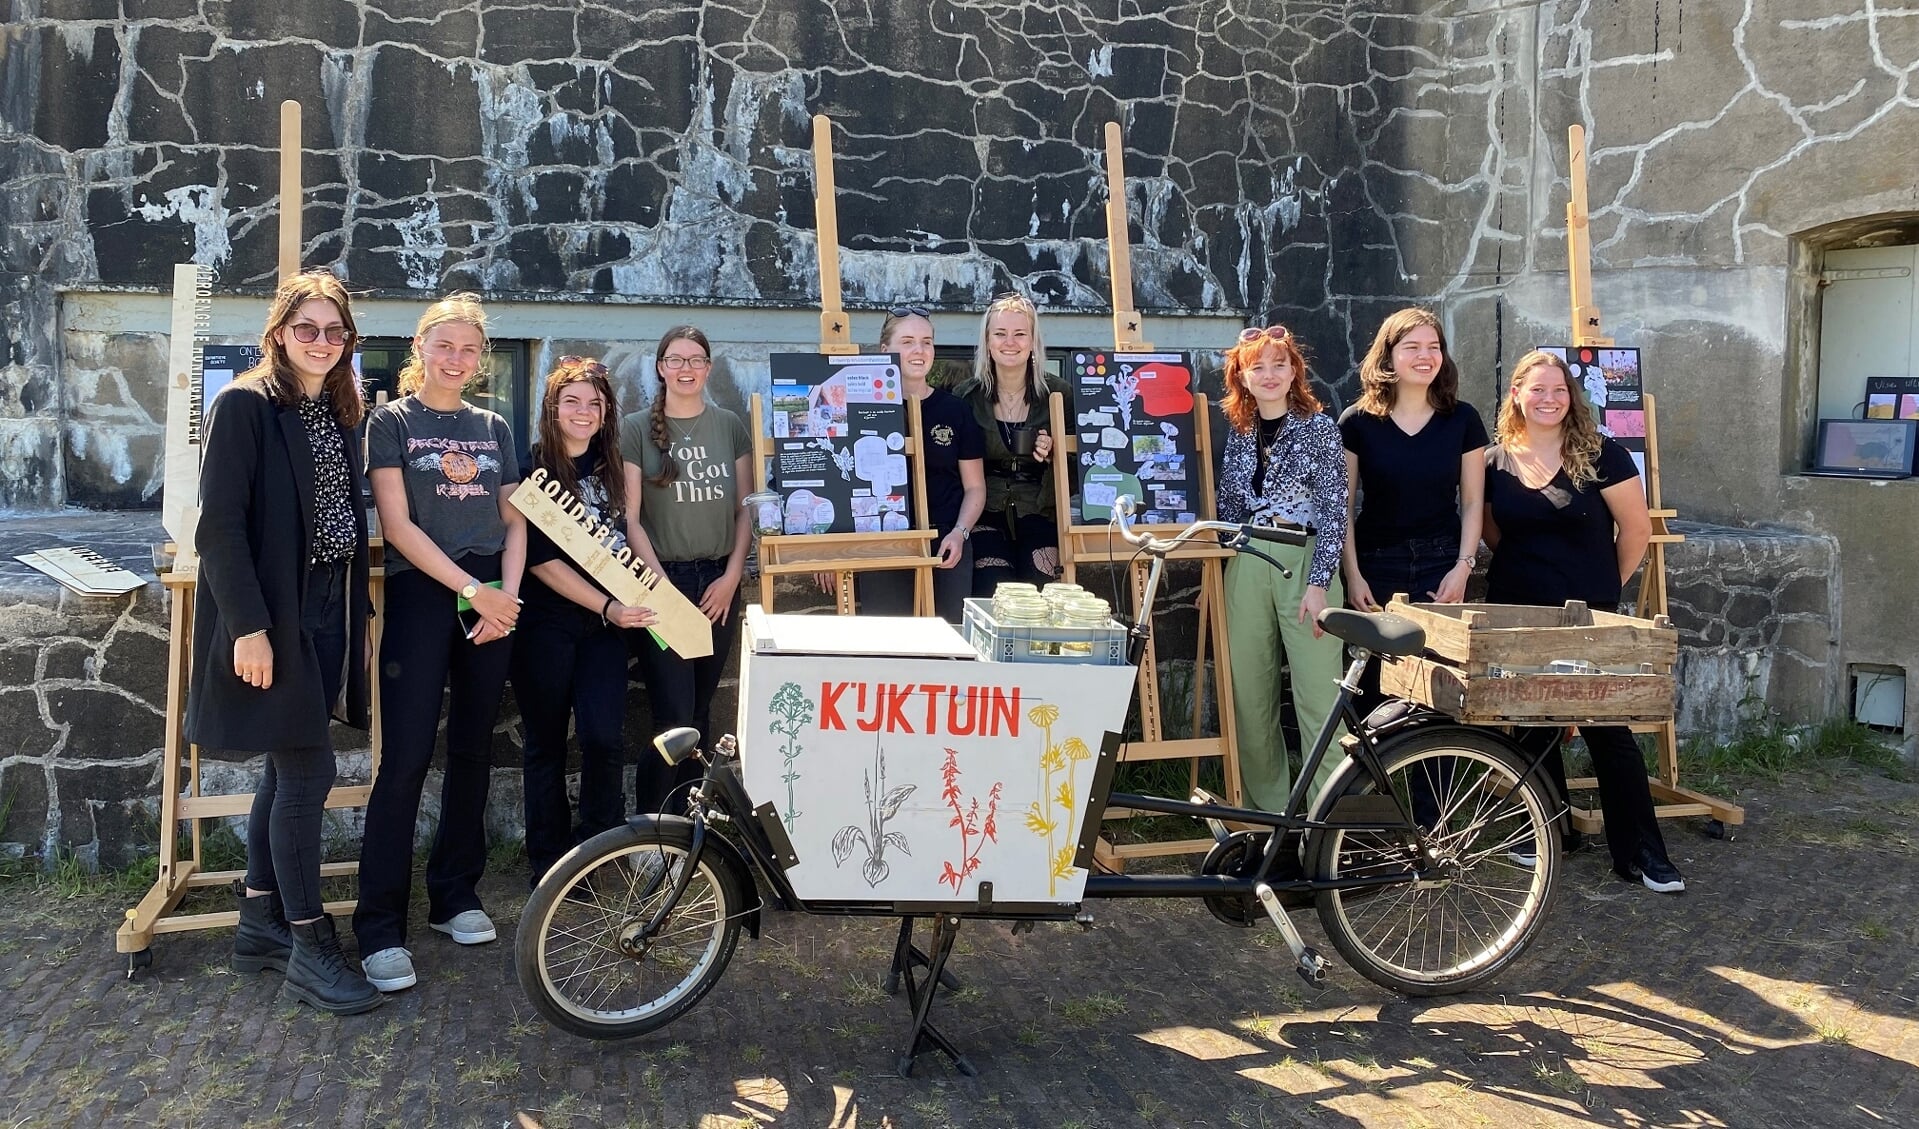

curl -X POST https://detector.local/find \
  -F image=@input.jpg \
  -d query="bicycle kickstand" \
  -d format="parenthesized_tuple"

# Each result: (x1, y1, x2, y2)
(892, 915, 977, 1078)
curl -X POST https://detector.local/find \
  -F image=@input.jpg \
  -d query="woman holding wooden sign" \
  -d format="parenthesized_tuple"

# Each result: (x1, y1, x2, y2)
(1483, 350, 1684, 894)
(355, 294, 526, 993)
(189, 271, 381, 1014)
(619, 326, 754, 816)
(514, 357, 658, 886)
(1216, 325, 1350, 811)
(964, 291, 1062, 592)
(856, 305, 986, 622)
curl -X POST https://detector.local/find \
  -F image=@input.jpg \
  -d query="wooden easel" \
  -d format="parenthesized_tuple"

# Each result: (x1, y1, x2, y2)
(1059, 123, 1241, 869)
(119, 101, 390, 970)
(751, 114, 939, 614)
(1561, 124, 1742, 836)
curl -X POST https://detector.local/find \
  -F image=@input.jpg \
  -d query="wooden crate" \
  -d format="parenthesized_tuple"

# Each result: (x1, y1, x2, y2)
(1378, 598, 1678, 725)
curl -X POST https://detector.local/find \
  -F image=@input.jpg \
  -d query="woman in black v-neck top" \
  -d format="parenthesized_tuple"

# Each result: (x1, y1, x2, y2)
(1483, 350, 1684, 895)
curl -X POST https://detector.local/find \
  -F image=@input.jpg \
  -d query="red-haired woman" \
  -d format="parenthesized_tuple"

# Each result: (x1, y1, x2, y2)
(514, 357, 657, 885)
(1216, 325, 1349, 811)
(188, 270, 381, 1014)
(1484, 351, 1682, 894)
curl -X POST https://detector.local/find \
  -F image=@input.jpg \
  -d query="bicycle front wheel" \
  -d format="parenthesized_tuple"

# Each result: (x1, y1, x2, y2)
(1306, 727, 1557, 995)
(515, 819, 744, 1039)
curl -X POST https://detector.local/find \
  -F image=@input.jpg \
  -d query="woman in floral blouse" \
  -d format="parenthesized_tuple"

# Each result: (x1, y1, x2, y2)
(1216, 325, 1350, 811)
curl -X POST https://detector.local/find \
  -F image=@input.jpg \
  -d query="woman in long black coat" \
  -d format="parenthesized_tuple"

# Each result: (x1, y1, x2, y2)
(186, 270, 382, 1013)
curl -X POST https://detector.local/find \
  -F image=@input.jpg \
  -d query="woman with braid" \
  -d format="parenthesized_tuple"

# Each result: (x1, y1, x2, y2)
(618, 326, 753, 815)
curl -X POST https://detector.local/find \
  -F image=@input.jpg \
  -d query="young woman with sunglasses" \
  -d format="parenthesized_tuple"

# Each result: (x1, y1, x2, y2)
(1216, 325, 1349, 810)
(619, 326, 753, 815)
(963, 291, 1061, 593)
(855, 305, 985, 623)
(354, 293, 525, 993)
(1339, 308, 1488, 715)
(1484, 351, 1683, 893)
(513, 357, 657, 886)
(188, 271, 381, 1014)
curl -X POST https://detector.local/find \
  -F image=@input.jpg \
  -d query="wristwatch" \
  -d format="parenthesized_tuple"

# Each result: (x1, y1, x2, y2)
(459, 578, 480, 600)
(955, 525, 971, 541)
(1457, 555, 1477, 569)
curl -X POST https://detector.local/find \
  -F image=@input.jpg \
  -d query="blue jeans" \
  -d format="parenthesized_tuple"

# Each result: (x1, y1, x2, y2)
(630, 558, 741, 816)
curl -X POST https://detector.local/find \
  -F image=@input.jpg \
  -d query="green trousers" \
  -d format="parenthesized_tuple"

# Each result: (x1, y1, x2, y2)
(1224, 540, 1347, 812)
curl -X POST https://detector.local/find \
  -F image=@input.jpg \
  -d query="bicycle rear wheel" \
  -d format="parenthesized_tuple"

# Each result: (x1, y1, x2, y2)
(515, 819, 744, 1039)
(1306, 727, 1557, 995)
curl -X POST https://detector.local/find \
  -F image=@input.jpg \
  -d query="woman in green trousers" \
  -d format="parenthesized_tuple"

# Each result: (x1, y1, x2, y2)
(1216, 326, 1350, 811)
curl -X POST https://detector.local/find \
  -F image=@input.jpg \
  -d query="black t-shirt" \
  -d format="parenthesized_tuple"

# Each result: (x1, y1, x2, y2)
(917, 387, 985, 531)
(1339, 402, 1489, 550)
(1483, 438, 1640, 609)
(523, 446, 627, 618)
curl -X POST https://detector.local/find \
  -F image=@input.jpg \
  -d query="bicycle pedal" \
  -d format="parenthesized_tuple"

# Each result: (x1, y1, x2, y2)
(1295, 947, 1329, 987)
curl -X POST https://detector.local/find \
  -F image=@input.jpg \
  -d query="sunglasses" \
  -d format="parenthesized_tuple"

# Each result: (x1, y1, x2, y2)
(1238, 325, 1292, 344)
(289, 322, 353, 345)
(888, 305, 931, 318)
(557, 354, 609, 376)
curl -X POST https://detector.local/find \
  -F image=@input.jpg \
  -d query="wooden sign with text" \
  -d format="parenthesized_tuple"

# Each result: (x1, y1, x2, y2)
(509, 468, 714, 658)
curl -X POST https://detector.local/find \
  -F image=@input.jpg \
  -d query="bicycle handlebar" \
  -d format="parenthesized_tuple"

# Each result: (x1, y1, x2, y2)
(1108, 494, 1307, 556)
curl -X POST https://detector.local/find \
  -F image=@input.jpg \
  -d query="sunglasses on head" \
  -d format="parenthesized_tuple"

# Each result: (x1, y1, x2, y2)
(289, 322, 353, 345)
(888, 305, 931, 319)
(1238, 325, 1291, 344)
(557, 354, 609, 376)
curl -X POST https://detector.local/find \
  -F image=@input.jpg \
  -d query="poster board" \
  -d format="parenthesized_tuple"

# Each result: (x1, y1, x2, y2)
(1540, 344, 1647, 482)
(739, 609, 1136, 906)
(765, 352, 912, 536)
(161, 265, 217, 572)
(1864, 375, 1919, 420)
(1064, 349, 1200, 524)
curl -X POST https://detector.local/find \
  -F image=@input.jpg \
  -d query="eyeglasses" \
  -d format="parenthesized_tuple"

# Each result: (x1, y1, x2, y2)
(289, 322, 353, 345)
(1238, 325, 1292, 344)
(888, 305, 931, 318)
(557, 355, 609, 376)
(659, 355, 712, 373)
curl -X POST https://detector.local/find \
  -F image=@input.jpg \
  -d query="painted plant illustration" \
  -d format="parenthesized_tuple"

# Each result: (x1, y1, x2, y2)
(1023, 702, 1094, 895)
(767, 680, 815, 832)
(937, 746, 1003, 894)
(830, 735, 914, 888)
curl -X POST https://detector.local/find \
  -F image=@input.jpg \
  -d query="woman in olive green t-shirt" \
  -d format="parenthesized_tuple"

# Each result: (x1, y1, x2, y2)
(618, 325, 753, 815)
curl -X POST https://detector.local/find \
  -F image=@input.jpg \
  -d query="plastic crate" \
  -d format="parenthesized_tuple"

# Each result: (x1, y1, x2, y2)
(961, 598, 1130, 666)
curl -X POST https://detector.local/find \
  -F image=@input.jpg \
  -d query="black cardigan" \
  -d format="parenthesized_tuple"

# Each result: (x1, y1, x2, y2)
(185, 381, 373, 753)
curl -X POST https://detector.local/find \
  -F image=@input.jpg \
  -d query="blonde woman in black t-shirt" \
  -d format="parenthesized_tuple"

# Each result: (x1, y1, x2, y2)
(1483, 350, 1683, 894)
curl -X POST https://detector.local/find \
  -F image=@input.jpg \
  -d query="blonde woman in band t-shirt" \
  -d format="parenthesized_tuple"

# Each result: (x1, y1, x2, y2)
(618, 326, 753, 818)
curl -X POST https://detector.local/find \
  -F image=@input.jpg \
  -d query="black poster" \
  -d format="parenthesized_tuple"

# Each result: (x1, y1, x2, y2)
(1065, 349, 1199, 524)
(765, 352, 911, 535)
(1865, 375, 1919, 420)
(1540, 345, 1646, 480)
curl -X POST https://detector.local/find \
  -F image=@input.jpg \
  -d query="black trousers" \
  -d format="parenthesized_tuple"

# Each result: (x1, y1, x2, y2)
(970, 509, 1059, 594)
(353, 555, 511, 953)
(629, 558, 740, 817)
(244, 560, 347, 922)
(1514, 723, 1669, 873)
(1352, 534, 1460, 716)
(512, 605, 629, 884)
(856, 529, 973, 624)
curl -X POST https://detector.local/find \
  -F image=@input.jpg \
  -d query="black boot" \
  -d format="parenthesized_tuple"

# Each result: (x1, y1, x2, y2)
(233, 886, 293, 974)
(283, 916, 384, 1015)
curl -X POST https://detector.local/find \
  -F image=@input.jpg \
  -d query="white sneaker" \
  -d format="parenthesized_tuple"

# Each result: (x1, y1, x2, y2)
(1507, 849, 1538, 869)
(361, 946, 417, 992)
(429, 909, 497, 945)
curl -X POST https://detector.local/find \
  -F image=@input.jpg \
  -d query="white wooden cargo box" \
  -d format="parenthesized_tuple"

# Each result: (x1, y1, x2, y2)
(738, 607, 1137, 908)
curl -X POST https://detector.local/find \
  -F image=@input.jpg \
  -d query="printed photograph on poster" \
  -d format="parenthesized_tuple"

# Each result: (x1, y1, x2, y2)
(1539, 346, 1644, 445)
(766, 352, 912, 536)
(1067, 349, 1199, 522)
(1864, 376, 1919, 420)
(201, 344, 264, 414)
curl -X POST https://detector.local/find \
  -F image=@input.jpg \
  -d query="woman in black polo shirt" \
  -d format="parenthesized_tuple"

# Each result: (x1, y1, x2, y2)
(855, 305, 986, 622)
(1484, 350, 1684, 894)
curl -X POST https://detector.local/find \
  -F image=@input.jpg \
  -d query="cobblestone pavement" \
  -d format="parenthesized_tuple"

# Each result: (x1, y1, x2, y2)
(2, 764, 1914, 1129)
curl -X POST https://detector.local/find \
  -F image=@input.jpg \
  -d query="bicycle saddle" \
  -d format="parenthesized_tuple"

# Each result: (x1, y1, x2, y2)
(1317, 608, 1426, 657)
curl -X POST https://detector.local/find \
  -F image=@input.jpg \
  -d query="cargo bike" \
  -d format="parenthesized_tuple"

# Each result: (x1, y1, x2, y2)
(514, 497, 1567, 1075)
